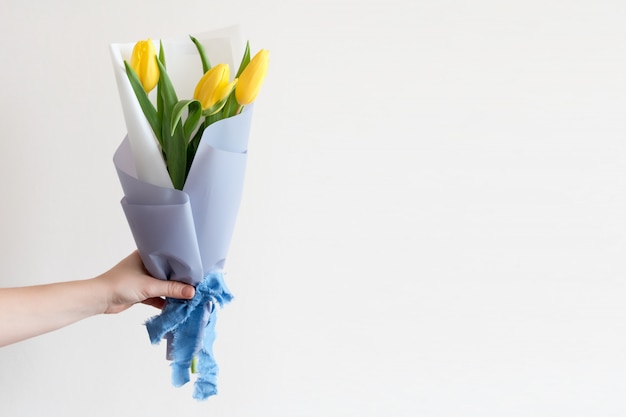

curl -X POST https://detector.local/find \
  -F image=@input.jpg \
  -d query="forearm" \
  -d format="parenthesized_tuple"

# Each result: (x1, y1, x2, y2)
(0, 278, 106, 347)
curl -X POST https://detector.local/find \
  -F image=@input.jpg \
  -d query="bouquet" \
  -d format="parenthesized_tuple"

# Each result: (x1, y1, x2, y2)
(110, 26, 268, 400)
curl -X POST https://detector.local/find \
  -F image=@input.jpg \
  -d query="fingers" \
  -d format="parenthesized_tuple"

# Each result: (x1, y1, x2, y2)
(142, 297, 166, 309)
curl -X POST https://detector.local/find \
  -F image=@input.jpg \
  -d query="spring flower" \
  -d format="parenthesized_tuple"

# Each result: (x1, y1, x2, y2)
(130, 39, 160, 93)
(193, 63, 231, 110)
(235, 49, 269, 105)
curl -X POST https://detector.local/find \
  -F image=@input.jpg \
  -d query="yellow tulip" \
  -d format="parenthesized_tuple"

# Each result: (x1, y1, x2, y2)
(235, 49, 269, 105)
(218, 79, 238, 102)
(193, 63, 231, 110)
(130, 39, 160, 93)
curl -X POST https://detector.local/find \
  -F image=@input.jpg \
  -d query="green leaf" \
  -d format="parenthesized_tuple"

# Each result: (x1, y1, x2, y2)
(221, 91, 240, 119)
(189, 35, 211, 73)
(159, 40, 166, 68)
(154, 54, 188, 188)
(165, 123, 188, 190)
(155, 56, 179, 146)
(157, 41, 165, 117)
(187, 126, 204, 175)
(183, 100, 203, 139)
(124, 61, 162, 145)
(170, 99, 203, 139)
(235, 40, 251, 78)
(156, 57, 178, 109)
(204, 112, 223, 128)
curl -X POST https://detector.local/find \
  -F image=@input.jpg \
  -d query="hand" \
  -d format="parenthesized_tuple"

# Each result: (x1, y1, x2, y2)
(0, 251, 197, 347)
(94, 251, 196, 314)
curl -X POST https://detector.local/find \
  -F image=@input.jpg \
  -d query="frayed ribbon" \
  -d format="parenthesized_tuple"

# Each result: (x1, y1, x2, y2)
(145, 270, 233, 400)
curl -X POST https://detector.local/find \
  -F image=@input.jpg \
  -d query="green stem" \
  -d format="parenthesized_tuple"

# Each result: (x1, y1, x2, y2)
(191, 356, 198, 374)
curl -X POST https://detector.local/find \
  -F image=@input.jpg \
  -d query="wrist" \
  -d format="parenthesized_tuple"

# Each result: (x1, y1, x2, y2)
(88, 275, 115, 315)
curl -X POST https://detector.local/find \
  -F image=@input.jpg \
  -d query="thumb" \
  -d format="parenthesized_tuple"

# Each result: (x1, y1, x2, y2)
(159, 280, 196, 300)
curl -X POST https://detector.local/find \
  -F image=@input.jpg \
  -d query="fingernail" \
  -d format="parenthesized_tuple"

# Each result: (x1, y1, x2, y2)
(182, 286, 195, 299)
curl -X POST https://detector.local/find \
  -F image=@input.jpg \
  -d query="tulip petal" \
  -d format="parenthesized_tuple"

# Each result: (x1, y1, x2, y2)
(235, 49, 268, 106)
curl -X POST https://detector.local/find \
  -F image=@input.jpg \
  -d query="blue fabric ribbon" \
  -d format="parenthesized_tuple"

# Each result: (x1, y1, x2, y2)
(145, 270, 233, 400)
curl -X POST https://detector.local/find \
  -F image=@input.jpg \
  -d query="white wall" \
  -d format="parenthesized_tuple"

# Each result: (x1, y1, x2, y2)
(1, 0, 626, 416)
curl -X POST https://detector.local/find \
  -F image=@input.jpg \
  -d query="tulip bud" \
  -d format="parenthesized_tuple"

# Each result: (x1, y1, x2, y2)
(193, 63, 231, 110)
(235, 49, 269, 105)
(130, 39, 160, 93)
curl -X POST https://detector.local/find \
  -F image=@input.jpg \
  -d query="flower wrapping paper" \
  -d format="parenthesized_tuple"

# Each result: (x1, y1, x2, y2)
(110, 26, 252, 400)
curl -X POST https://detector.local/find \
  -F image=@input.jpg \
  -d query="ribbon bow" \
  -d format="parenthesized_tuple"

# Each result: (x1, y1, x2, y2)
(145, 270, 233, 400)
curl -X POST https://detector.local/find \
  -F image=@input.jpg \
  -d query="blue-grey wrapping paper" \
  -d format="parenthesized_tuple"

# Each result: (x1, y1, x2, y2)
(113, 107, 253, 399)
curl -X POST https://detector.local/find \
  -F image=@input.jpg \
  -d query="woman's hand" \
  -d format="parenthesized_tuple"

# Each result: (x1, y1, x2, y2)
(94, 251, 195, 314)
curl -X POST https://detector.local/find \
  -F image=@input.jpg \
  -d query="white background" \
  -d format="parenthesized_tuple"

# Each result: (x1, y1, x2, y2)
(1, 0, 626, 416)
